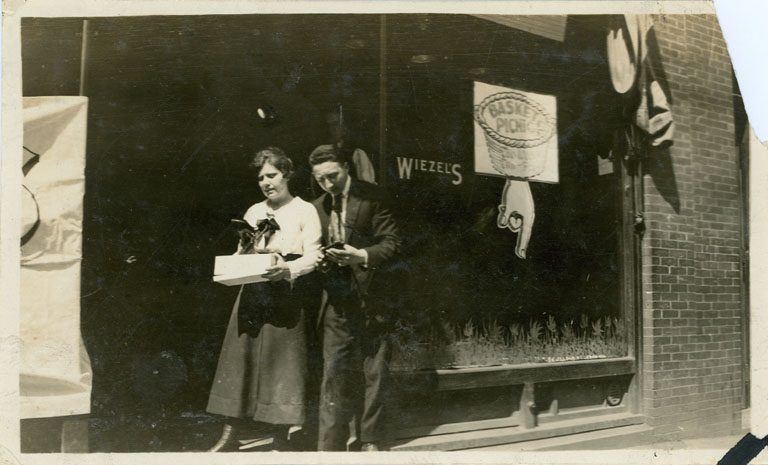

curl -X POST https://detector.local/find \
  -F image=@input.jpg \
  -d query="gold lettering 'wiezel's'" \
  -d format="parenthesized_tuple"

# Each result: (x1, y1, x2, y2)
(396, 156, 463, 185)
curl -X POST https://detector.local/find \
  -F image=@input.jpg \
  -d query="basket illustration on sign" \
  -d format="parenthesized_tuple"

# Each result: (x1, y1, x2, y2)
(474, 91, 556, 179)
(474, 90, 556, 259)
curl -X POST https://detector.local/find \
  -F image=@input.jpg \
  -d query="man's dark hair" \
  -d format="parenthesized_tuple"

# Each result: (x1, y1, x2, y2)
(308, 144, 349, 167)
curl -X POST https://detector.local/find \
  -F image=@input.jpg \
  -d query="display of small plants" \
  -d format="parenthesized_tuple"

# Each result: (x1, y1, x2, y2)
(390, 314, 627, 370)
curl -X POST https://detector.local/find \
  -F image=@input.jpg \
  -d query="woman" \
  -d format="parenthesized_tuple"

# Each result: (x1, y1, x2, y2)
(207, 147, 322, 451)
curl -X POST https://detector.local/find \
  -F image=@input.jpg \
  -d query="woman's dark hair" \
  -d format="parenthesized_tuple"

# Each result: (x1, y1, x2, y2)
(249, 146, 294, 178)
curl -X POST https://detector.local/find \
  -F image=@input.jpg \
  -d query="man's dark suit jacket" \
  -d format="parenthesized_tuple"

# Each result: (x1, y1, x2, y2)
(313, 178, 401, 321)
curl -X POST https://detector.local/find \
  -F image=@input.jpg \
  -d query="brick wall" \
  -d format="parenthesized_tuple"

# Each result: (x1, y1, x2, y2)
(641, 14, 745, 439)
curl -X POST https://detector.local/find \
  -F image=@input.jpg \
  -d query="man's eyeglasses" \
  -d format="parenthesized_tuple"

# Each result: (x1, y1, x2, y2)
(314, 172, 341, 184)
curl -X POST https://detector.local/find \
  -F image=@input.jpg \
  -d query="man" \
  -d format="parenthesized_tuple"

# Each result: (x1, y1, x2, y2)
(309, 144, 401, 451)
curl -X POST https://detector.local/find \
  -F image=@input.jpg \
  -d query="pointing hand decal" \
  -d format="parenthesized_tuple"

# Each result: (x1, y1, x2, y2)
(497, 179, 534, 259)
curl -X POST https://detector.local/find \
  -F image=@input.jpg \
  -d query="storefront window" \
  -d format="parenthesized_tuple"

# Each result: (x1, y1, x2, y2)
(383, 15, 629, 368)
(65, 13, 631, 374)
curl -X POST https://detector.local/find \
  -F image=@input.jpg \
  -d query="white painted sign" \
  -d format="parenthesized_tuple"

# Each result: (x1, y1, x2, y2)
(474, 81, 559, 183)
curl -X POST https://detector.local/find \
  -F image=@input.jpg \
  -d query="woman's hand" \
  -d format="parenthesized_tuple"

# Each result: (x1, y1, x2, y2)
(262, 254, 291, 281)
(238, 230, 255, 249)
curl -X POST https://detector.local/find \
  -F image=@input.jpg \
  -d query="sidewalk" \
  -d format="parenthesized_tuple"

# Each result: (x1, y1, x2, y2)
(630, 409, 752, 450)
(628, 434, 746, 450)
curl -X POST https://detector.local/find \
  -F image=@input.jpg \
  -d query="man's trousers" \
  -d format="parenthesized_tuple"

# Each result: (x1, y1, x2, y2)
(317, 301, 391, 451)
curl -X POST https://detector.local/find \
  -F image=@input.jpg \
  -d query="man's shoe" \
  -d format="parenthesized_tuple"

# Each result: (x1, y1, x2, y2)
(360, 442, 380, 452)
(238, 435, 276, 451)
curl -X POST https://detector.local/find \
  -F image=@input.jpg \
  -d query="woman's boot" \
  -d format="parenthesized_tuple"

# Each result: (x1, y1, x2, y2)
(207, 423, 237, 452)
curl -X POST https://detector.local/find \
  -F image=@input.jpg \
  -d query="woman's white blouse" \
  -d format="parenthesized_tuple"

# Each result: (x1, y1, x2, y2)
(242, 196, 322, 280)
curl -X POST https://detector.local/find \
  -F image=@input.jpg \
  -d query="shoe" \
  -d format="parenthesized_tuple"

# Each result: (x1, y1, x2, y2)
(360, 442, 380, 452)
(207, 424, 237, 452)
(240, 426, 291, 452)
(238, 435, 276, 451)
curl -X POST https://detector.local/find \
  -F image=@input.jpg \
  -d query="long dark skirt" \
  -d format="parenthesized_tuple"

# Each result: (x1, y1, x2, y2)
(207, 273, 320, 425)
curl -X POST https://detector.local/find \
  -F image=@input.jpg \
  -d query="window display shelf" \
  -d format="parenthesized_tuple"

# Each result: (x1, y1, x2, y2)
(393, 356, 635, 391)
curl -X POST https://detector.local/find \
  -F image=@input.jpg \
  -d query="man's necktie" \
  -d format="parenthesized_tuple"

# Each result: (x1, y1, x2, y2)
(330, 194, 345, 243)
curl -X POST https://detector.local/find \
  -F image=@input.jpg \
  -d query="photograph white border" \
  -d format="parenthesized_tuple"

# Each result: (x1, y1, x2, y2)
(3, 1, 765, 464)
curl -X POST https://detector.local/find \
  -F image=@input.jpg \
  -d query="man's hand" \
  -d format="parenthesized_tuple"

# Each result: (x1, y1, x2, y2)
(325, 244, 367, 267)
(262, 254, 291, 281)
